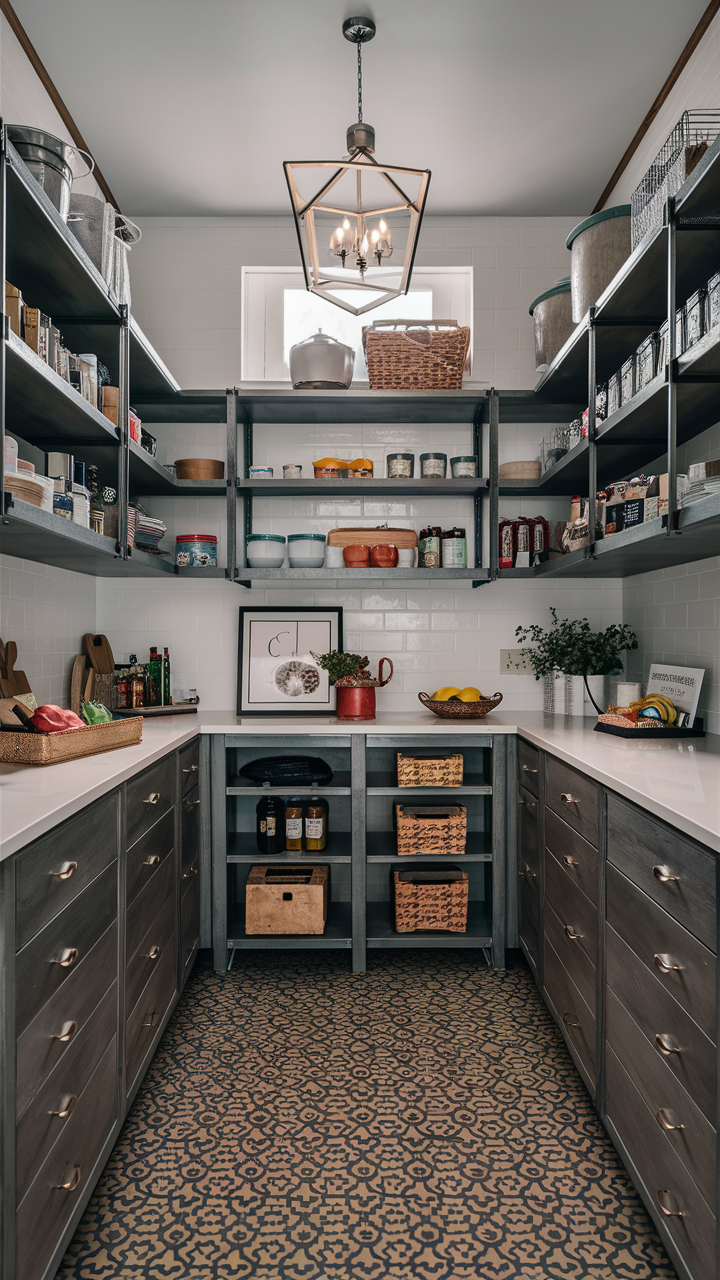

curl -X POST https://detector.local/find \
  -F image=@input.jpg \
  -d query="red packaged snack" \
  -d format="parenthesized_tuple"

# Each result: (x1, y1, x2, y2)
(499, 519, 514, 569)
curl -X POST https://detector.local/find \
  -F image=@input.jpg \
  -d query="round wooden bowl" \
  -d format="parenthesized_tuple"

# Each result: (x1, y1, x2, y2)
(174, 458, 225, 480)
(418, 691, 503, 719)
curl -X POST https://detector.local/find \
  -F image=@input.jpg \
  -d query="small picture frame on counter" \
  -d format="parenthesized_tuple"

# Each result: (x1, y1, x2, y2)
(237, 607, 343, 716)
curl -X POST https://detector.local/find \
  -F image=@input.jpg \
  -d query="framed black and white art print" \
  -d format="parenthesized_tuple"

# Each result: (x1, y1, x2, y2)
(237, 607, 343, 716)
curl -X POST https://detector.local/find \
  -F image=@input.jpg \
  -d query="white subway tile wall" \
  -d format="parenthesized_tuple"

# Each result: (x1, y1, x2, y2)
(623, 555, 720, 735)
(0, 556, 97, 706)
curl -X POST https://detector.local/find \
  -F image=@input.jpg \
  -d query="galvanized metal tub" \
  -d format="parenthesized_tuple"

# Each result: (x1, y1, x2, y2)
(7, 126, 93, 222)
(529, 278, 573, 371)
(567, 206, 631, 323)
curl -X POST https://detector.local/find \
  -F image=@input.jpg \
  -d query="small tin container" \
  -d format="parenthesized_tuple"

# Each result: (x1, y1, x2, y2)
(386, 452, 414, 479)
(249, 466, 273, 479)
(175, 533, 218, 567)
(420, 452, 447, 479)
(708, 272, 720, 330)
(685, 287, 706, 350)
(283, 464, 303, 479)
(635, 334, 656, 391)
(620, 356, 635, 404)
(451, 455, 477, 478)
(607, 371, 622, 416)
(441, 527, 467, 568)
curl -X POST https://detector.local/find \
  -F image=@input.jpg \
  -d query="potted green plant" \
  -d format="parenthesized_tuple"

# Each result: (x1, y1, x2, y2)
(311, 649, 393, 721)
(515, 608, 638, 714)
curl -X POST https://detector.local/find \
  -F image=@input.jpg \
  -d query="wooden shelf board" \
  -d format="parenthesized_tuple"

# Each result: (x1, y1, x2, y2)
(5, 332, 120, 447)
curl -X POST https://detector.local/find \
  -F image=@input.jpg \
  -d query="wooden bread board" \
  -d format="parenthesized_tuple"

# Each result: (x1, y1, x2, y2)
(326, 526, 418, 549)
(83, 633, 115, 674)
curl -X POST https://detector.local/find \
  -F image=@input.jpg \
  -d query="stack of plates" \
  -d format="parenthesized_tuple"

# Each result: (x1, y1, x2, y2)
(683, 477, 720, 507)
(4, 471, 44, 508)
(132, 508, 166, 552)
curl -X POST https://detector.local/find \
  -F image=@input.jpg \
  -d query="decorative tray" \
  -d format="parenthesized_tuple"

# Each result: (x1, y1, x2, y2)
(594, 718, 705, 739)
(0, 716, 143, 765)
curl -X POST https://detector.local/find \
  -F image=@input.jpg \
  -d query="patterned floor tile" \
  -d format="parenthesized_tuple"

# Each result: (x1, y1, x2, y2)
(57, 953, 677, 1280)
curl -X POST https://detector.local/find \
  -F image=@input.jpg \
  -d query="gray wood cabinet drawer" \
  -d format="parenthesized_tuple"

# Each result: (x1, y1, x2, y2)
(518, 876, 539, 969)
(545, 755, 599, 847)
(16, 862, 117, 1037)
(126, 857, 176, 1016)
(126, 808, 174, 908)
(180, 739, 200, 797)
(607, 924, 715, 1123)
(16, 1037, 117, 1280)
(17, 922, 117, 1119)
(181, 790, 200, 876)
(608, 865, 716, 1041)
(606, 1047, 716, 1280)
(126, 940, 176, 1090)
(607, 794, 715, 950)
(16, 794, 118, 951)
(16, 981, 116, 1204)
(543, 938, 596, 1088)
(126, 754, 175, 848)
(181, 873, 200, 978)
(544, 807, 597, 906)
(545, 849, 598, 975)
(606, 988, 715, 1211)
(127, 828, 175, 963)
(518, 738, 539, 796)
(518, 785, 539, 870)
(545, 899, 596, 1014)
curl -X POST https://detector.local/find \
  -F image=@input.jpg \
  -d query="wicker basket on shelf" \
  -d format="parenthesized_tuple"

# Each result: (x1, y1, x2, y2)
(397, 752, 463, 787)
(363, 321, 471, 390)
(418, 691, 503, 720)
(393, 867, 469, 932)
(0, 717, 143, 765)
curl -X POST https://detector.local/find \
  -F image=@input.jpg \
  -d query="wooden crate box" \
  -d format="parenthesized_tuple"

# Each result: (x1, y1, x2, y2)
(245, 865, 328, 935)
(395, 804, 466, 856)
(397, 752, 463, 787)
(393, 867, 469, 932)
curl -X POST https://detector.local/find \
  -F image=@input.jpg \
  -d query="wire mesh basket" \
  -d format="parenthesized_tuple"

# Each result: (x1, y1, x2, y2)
(631, 110, 720, 251)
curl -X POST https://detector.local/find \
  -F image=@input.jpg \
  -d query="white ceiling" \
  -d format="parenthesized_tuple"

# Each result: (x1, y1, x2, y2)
(13, 0, 708, 217)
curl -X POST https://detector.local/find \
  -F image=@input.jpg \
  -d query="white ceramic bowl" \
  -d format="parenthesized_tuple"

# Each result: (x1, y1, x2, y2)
(246, 534, 286, 568)
(287, 533, 326, 568)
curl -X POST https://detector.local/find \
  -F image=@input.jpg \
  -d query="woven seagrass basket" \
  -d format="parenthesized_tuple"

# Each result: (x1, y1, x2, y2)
(0, 716, 143, 765)
(363, 321, 471, 391)
(395, 804, 466, 856)
(393, 867, 469, 933)
(418, 691, 503, 720)
(397, 752, 463, 787)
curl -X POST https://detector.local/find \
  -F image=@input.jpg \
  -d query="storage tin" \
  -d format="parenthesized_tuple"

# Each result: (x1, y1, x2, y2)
(528, 278, 573, 370)
(620, 357, 635, 405)
(635, 334, 657, 391)
(419, 452, 447, 478)
(708, 273, 720, 330)
(175, 533, 218, 567)
(685, 287, 706, 350)
(566, 206, 631, 323)
(451, 456, 478, 478)
(287, 533, 326, 568)
(249, 466, 273, 478)
(386, 452, 414, 478)
(246, 534, 286, 568)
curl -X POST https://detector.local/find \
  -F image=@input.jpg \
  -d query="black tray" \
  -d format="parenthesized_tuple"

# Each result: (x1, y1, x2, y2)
(594, 718, 705, 739)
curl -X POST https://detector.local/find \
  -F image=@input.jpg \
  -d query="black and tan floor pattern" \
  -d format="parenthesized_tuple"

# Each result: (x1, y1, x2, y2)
(58, 953, 676, 1279)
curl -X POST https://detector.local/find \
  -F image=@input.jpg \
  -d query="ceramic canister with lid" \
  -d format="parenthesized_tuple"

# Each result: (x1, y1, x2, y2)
(451, 455, 478, 478)
(387, 452, 414, 478)
(287, 533, 326, 568)
(420, 453, 447, 479)
(246, 534, 286, 568)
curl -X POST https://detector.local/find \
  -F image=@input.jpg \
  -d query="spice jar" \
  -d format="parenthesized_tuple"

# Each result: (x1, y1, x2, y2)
(285, 799, 304, 851)
(420, 452, 447, 479)
(305, 797, 327, 851)
(283, 464, 303, 479)
(257, 795, 284, 854)
(386, 452, 414, 479)
(441, 527, 467, 568)
(418, 526, 442, 568)
(451, 455, 478, 478)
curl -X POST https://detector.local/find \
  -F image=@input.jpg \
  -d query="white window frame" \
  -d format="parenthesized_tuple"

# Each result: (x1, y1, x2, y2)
(241, 265, 473, 382)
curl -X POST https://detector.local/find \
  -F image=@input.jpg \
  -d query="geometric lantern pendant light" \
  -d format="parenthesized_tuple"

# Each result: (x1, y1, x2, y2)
(283, 17, 431, 316)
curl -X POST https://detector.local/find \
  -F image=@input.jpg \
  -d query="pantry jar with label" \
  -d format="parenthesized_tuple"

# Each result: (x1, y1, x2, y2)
(419, 526, 442, 567)
(285, 799, 305, 852)
(305, 797, 328, 851)
(256, 795, 284, 854)
(441, 527, 467, 568)
(420, 452, 447, 479)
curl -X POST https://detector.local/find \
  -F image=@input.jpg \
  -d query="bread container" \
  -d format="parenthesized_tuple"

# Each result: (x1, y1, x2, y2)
(246, 534, 286, 568)
(289, 332, 354, 389)
(287, 533, 326, 568)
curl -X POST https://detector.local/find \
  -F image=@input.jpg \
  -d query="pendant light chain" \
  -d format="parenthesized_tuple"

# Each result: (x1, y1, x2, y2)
(357, 42, 363, 124)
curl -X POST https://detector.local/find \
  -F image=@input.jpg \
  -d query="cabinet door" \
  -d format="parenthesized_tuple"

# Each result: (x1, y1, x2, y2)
(179, 786, 201, 981)
(517, 784, 540, 969)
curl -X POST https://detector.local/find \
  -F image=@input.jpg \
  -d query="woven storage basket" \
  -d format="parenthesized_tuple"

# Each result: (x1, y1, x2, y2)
(174, 458, 225, 480)
(397, 752, 463, 787)
(418, 691, 503, 720)
(393, 867, 468, 932)
(395, 804, 466, 856)
(0, 716, 142, 765)
(363, 321, 471, 391)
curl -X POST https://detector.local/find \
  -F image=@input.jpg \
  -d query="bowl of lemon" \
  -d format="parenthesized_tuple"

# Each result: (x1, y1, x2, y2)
(418, 687, 503, 720)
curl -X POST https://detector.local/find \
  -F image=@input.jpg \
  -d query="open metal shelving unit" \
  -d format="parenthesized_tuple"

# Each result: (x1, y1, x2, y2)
(496, 131, 720, 578)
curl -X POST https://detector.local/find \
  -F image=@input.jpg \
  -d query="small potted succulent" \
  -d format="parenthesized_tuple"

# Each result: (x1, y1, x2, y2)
(515, 608, 638, 714)
(311, 649, 393, 721)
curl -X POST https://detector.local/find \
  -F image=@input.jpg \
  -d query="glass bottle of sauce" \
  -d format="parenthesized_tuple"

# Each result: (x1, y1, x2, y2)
(285, 799, 304, 851)
(257, 796, 284, 854)
(305, 797, 327, 851)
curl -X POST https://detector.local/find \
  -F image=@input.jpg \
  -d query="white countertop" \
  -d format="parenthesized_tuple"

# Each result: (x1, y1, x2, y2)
(1, 709, 718, 859)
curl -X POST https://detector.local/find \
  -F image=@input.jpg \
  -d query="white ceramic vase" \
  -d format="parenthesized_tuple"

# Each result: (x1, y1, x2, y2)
(583, 673, 606, 716)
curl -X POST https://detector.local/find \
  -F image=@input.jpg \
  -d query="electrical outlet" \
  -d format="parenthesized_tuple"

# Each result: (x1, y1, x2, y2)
(500, 649, 531, 673)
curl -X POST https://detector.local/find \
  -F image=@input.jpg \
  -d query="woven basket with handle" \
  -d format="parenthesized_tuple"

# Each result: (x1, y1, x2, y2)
(363, 321, 471, 390)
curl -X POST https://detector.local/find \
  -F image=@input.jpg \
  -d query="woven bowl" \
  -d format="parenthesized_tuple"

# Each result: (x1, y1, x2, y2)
(418, 691, 503, 719)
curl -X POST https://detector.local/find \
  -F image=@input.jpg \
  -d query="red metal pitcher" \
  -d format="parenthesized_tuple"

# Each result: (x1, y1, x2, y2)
(334, 658, 393, 721)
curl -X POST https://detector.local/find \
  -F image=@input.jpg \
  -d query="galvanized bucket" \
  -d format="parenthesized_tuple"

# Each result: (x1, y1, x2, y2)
(7, 126, 94, 222)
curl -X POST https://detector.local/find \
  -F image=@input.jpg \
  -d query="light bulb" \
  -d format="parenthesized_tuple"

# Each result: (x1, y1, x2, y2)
(379, 219, 387, 233)
(371, 229, 380, 243)
(343, 218, 351, 230)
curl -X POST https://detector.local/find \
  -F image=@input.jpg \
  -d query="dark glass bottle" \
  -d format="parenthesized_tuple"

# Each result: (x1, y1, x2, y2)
(256, 796, 284, 854)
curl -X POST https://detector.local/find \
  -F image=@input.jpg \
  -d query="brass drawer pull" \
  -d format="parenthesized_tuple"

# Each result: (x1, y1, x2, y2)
(522, 863, 536, 880)
(144, 945, 161, 961)
(51, 1021, 78, 1044)
(562, 1012, 580, 1028)
(48, 1094, 77, 1120)
(50, 861, 77, 881)
(653, 865, 679, 884)
(517, 796, 536, 808)
(657, 1189, 683, 1218)
(143, 1010, 160, 1029)
(560, 793, 578, 805)
(144, 792, 161, 806)
(657, 1108, 685, 1132)
(184, 798, 201, 808)
(182, 868, 198, 880)
(563, 856, 579, 867)
(654, 953, 683, 975)
(655, 1033, 681, 1056)
(521, 764, 537, 774)
(143, 854, 160, 868)
(182, 765, 198, 774)
(564, 925, 584, 941)
(53, 1164, 81, 1193)
(51, 947, 78, 969)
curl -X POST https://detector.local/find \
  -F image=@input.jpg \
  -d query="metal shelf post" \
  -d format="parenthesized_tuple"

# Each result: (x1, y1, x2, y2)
(666, 197, 678, 536)
(226, 389, 238, 579)
(586, 308, 597, 558)
(117, 304, 130, 559)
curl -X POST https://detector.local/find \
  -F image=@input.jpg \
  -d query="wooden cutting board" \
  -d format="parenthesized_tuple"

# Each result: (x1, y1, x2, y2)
(70, 655, 87, 717)
(84, 633, 115, 674)
(326, 526, 418, 548)
(0, 641, 34, 700)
